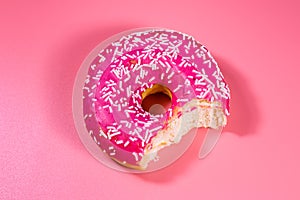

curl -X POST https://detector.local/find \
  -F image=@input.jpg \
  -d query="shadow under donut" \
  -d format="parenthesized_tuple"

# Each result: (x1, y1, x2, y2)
(216, 56, 261, 136)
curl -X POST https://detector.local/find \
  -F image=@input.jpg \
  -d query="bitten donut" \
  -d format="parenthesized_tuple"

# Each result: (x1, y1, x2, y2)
(82, 29, 230, 169)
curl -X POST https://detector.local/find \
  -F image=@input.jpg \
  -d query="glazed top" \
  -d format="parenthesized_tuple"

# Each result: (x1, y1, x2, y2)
(83, 29, 230, 163)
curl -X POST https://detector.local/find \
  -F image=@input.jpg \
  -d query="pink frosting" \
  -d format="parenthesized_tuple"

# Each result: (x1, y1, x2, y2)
(82, 29, 230, 166)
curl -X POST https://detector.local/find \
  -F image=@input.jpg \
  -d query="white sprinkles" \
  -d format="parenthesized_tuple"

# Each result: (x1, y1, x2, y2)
(82, 29, 230, 165)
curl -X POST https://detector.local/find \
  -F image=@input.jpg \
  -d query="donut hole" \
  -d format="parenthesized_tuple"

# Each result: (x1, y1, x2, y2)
(141, 84, 172, 115)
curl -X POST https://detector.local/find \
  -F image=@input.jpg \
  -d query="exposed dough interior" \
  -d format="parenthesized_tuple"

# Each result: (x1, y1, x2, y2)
(138, 99, 227, 169)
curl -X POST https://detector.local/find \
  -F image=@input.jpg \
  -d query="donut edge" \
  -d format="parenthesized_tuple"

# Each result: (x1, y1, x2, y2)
(138, 99, 227, 169)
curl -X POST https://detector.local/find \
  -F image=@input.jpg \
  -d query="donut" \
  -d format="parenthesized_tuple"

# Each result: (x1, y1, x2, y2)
(82, 28, 230, 170)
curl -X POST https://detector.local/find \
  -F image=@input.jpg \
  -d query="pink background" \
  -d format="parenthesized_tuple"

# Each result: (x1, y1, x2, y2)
(1, 0, 299, 199)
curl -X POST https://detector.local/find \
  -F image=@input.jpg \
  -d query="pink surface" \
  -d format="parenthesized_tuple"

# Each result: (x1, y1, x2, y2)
(0, 0, 299, 199)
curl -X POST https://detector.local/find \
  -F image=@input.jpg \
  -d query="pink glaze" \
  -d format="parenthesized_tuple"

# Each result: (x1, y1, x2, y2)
(82, 29, 230, 167)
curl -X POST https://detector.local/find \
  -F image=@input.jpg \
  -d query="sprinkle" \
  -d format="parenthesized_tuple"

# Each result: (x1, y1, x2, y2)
(102, 91, 112, 99)
(104, 94, 112, 103)
(173, 85, 183, 93)
(149, 76, 155, 82)
(167, 71, 175, 79)
(129, 137, 137, 142)
(99, 129, 108, 139)
(126, 85, 132, 97)
(160, 73, 165, 80)
(143, 129, 149, 142)
(184, 62, 191, 68)
(201, 88, 210, 98)
(169, 109, 173, 118)
(195, 79, 206, 85)
(133, 37, 146, 44)
(203, 60, 212, 68)
(107, 82, 116, 87)
(158, 60, 166, 67)
(135, 75, 141, 84)
(179, 60, 186, 67)
(101, 86, 109, 92)
(125, 109, 135, 118)
(149, 125, 162, 133)
(120, 120, 129, 125)
(206, 50, 213, 58)
(92, 77, 100, 81)
(177, 98, 188, 102)
(185, 41, 191, 49)
(111, 47, 120, 62)
(116, 140, 123, 144)
(93, 136, 97, 143)
(107, 126, 115, 130)
(91, 64, 96, 70)
(111, 87, 116, 92)
(211, 87, 218, 99)
(124, 73, 131, 82)
(83, 87, 90, 92)
(91, 84, 97, 90)
(112, 42, 122, 47)
(98, 54, 106, 63)
(212, 59, 218, 68)
(225, 109, 230, 116)
(146, 133, 153, 144)
(126, 109, 136, 114)
(151, 64, 157, 70)
(132, 152, 139, 161)
(109, 146, 114, 150)
(124, 140, 130, 147)
(84, 78, 90, 84)
(165, 62, 172, 73)
(109, 131, 121, 138)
